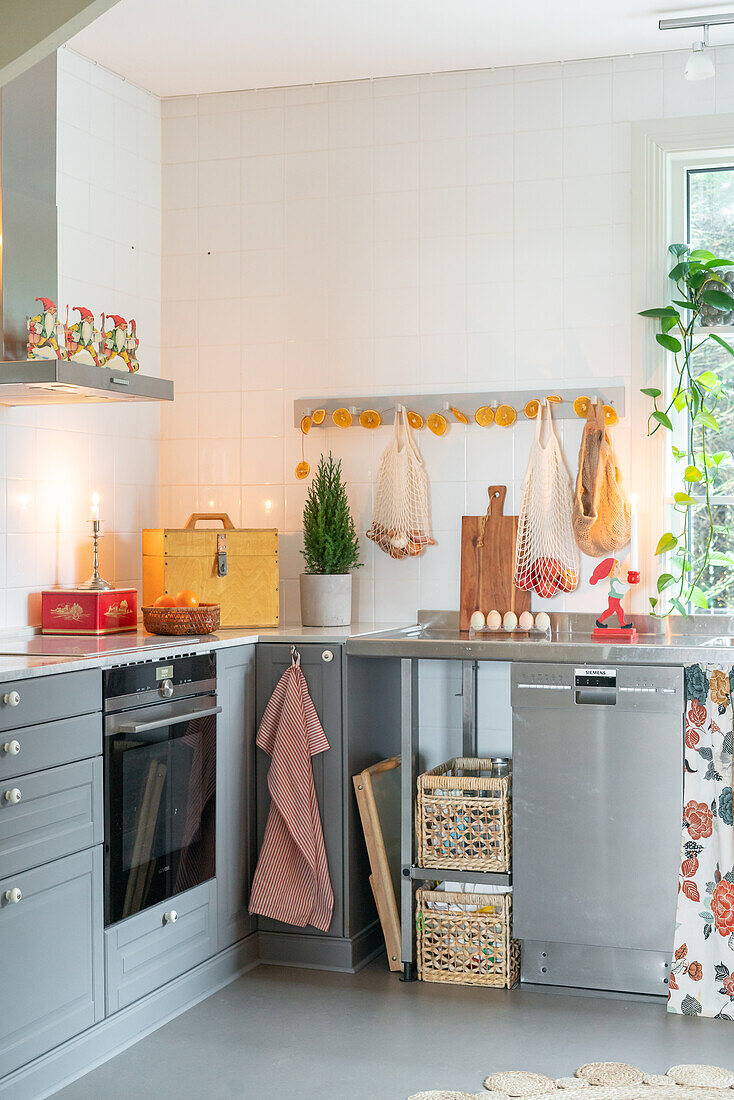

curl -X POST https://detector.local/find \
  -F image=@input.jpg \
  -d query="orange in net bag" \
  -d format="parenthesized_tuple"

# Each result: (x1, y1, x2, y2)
(367, 405, 435, 559)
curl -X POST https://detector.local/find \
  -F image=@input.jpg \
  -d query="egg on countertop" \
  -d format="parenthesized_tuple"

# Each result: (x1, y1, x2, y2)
(486, 610, 502, 630)
(518, 610, 534, 630)
(470, 610, 486, 631)
(503, 611, 517, 632)
(535, 611, 551, 631)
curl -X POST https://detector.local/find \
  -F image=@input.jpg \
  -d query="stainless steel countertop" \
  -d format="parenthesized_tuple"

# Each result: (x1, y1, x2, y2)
(345, 611, 734, 666)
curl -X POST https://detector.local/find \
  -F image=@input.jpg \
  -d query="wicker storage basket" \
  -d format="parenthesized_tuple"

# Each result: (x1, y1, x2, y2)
(142, 603, 220, 636)
(417, 758, 511, 873)
(416, 886, 519, 987)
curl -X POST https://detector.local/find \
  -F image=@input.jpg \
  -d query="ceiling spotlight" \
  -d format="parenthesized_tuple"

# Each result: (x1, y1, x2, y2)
(660, 11, 734, 81)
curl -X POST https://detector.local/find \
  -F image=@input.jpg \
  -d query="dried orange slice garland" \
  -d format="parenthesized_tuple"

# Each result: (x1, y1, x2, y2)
(573, 395, 591, 417)
(450, 406, 468, 424)
(332, 407, 352, 428)
(359, 409, 381, 429)
(495, 404, 517, 427)
(604, 404, 618, 426)
(295, 461, 310, 479)
(407, 410, 424, 430)
(311, 409, 326, 425)
(523, 399, 540, 419)
(474, 405, 494, 427)
(426, 412, 447, 436)
(300, 414, 311, 435)
(546, 394, 562, 404)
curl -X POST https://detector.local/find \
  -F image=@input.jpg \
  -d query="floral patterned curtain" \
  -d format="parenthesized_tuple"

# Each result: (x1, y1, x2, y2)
(669, 664, 734, 1019)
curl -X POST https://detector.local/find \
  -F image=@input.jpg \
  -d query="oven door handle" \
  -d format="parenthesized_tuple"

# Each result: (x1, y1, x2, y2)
(115, 704, 222, 735)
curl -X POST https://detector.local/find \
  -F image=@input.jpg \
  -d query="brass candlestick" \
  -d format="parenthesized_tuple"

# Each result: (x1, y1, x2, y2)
(78, 519, 113, 591)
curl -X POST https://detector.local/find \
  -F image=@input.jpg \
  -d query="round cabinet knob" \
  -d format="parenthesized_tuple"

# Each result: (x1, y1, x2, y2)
(2, 741, 20, 756)
(4, 888, 21, 904)
(163, 909, 178, 925)
(159, 679, 174, 699)
(3, 691, 20, 708)
(3, 788, 21, 804)
(321, 649, 334, 663)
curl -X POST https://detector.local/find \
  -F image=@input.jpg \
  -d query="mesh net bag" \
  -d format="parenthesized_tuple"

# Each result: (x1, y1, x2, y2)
(514, 402, 580, 598)
(366, 405, 434, 558)
(572, 399, 631, 557)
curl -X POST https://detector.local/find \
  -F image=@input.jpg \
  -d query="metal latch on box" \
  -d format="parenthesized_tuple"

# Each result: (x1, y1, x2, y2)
(217, 534, 227, 577)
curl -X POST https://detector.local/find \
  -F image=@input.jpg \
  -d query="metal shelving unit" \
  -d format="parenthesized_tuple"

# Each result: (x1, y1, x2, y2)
(400, 657, 511, 981)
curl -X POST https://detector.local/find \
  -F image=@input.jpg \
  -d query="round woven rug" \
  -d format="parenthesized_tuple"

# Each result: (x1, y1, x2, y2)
(409, 1063, 734, 1100)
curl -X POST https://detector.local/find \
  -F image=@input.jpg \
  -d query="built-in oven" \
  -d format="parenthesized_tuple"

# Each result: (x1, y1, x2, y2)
(103, 652, 219, 927)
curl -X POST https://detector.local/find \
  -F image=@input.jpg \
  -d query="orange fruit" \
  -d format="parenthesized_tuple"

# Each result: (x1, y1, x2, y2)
(311, 409, 326, 425)
(450, 406, 468, 424)
(300, 415, 311, 435)
(406, 410, 424, 430)
(332, 407, 352, 428)
(174, 589, 199, 608)
(495, 404, 517, 427)
(546, 394, 562, 404)
(154, 594, 176, 608)
(295, 461, 310, 479)
(426, 412, 447, 436)
(573, 395, 591, 418)
(604, 404, 618, 426)
(359, 409, 381, 429)
(474, 405, 494, 427)
(523, 399, 540, 419)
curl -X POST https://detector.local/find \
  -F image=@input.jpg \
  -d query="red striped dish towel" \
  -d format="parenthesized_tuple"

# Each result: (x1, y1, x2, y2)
(249, 652, 334, 931)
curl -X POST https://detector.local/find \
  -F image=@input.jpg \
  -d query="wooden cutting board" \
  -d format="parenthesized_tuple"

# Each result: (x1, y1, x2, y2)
(459, 485, 530, 631)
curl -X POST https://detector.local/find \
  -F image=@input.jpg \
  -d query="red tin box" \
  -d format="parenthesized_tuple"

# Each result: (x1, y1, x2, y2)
(41, 588, 138, 635)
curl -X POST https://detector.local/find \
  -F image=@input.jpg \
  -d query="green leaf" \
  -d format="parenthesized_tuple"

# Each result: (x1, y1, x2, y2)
(696, 370, 720, 390)
(653, 410, 673, 430)
(709, 552, 734, 566)
(673, 298, 695, 309)
(701, 289, 734, 311)
(705, 257, 734, 268)
(655, 532, 678, 555)
(661, 315, 679, 334)
(673, 390, 687, 412)
(709, 332, 734, 357)
(691, 586, 709, 610)
(672, 597, 689, 617)
(690, 249, 716, 263)
(656, 332, 682, 353)
(684, 465, 702, 482)
(669, 243, 689, 257)
(674, 492, 697, 506)
(697, 409, 720, 431)
(712, 451, 732, 465)
(641, 386, 661, 398)
(669, 262, 689, 282)
(639, 307, 680, 319)
(672, 444, 687, 460)
(656, 573, 675, 593)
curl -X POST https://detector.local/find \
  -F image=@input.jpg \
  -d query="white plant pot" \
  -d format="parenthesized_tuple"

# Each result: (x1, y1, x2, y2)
(299, 573, 352, 627)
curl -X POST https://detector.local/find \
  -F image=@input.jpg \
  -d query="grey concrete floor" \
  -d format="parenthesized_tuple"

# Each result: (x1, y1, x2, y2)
(56, 960, 733, 1100)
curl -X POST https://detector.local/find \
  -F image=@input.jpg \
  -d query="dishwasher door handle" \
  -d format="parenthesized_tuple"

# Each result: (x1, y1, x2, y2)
(575, 688, 616, 706)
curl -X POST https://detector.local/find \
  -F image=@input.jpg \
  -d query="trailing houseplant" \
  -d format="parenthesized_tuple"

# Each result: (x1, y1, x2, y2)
(640, 244, 734, 615)
(300, 452, 361, 626)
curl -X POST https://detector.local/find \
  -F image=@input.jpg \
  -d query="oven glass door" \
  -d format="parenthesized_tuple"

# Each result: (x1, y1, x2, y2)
(105, 698, 218, 926)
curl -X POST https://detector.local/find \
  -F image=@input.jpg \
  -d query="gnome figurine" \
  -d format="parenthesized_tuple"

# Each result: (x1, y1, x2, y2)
(27, 297, 64, 359)
(65, 306, 103, 366)
(101, 314, 131, 369)
(125, 318, 140, 373)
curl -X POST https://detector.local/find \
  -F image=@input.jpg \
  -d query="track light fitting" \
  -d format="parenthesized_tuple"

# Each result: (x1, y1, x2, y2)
(659, 11, 734, 81)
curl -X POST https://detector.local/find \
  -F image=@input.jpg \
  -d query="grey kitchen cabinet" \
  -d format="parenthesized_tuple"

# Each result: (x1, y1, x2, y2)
(216, 643, 257, 950)
(0, 756, 103, 879)
(0, 711, 100, 783)
(0, 668, 101, 733)
(0, 846, 104, 1081)
(105, 879, 218, 1015)
(255, 644, 400, 971)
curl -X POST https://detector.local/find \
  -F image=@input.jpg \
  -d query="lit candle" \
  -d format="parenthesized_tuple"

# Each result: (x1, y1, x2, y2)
(91, 492, 99, 523)
(629, 494, 638, 573)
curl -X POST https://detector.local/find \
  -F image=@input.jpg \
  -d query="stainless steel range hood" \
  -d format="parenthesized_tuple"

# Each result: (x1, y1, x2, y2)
(0, 53, 173, 406)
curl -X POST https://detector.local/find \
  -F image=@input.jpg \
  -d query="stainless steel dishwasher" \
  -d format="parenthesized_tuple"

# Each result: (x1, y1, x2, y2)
(511, 661, 684, 996)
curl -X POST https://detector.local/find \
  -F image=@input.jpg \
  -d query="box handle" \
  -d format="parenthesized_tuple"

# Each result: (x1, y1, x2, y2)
(184, 513, 235, 530)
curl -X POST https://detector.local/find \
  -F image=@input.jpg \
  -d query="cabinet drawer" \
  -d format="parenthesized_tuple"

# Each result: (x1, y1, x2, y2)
(0, 847, 104, 1080)
(0, 757, 103, 878)
(0, 668, 101, 733)
(0, 711, 101, 782)
(105, 879, 218, 1014)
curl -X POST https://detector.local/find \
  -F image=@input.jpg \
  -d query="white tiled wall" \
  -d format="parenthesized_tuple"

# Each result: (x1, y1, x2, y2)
(158, 45, 734, 750)
(0, 48, 161, 630)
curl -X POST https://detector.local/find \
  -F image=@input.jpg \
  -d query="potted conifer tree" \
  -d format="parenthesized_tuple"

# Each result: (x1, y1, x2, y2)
(300, 453, 361, 627)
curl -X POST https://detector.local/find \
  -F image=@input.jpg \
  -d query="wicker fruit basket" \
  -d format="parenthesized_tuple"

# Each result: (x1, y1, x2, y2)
(416, 886, 519, 988)
(417, 757, 511, 873)
(142, 603, 221, 636)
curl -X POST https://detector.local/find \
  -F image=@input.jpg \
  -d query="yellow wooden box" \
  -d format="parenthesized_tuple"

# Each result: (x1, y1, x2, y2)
(142, 514, 278, 627)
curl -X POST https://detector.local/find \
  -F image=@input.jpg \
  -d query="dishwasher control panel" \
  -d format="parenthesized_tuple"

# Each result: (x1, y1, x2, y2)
(511, 662, 683, 713)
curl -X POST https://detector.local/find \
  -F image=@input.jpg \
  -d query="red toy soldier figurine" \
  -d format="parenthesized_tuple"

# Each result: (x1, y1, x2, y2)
(590, 556, 641, 642)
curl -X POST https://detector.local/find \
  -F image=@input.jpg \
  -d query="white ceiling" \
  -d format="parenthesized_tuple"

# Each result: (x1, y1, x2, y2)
(69, 0, 734, 98)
